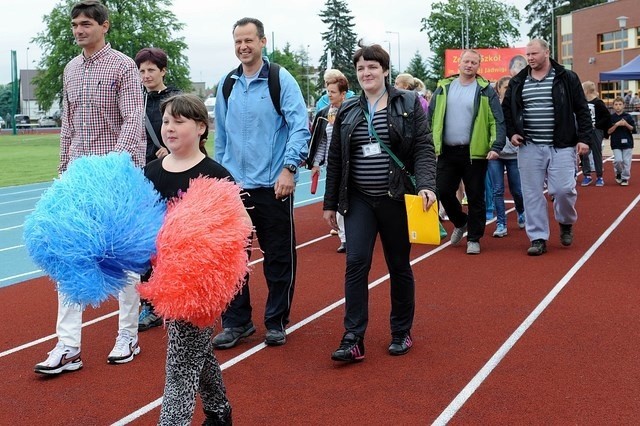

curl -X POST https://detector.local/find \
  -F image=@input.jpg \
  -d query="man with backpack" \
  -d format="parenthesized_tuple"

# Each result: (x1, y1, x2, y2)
(213, 17, 310, 348)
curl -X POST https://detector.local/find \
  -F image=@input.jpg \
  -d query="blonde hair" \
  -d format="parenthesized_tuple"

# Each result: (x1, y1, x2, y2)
(582, 80, 597, 96)
(395, 73, 422, 90)
(323, 69, 346, 84)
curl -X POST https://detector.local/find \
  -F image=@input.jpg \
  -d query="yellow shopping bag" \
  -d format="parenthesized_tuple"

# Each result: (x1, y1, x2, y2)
(404, 194, 441, 245)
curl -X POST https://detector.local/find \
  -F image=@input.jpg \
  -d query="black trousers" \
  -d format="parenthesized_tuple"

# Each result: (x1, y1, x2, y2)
(437, 145, 488, 242)
(580, 128, 604, 178)
(343, 190, 415, 337)
(221, 187, 297, 332)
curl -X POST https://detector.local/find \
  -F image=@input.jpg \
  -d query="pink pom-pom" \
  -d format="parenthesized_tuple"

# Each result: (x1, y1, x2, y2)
(138, 177, 252, 327)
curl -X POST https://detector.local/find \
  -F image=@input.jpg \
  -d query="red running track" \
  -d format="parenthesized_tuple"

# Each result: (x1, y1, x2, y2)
(0, 164, 638, 425)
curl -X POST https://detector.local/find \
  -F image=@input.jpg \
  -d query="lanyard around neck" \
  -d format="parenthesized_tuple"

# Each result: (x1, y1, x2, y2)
(365, 89, 387, 137)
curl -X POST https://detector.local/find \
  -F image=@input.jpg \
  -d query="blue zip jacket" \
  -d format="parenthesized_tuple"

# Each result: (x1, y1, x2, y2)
(214, 58, 310, 189)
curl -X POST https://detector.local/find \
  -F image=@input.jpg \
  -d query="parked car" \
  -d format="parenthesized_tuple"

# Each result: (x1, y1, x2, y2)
(204, 96, 215, 125)
(0, 117, 5, 128)
(38, 116, 57, 128)
(14, 114, 30, 126)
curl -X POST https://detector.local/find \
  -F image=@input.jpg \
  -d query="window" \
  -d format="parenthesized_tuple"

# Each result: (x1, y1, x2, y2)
(561, 34, 573, 59)
(598, 29, 628, 52)
(599, 81, 621, 109)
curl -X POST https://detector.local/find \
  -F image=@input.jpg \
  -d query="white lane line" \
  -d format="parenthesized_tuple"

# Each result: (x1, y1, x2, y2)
(0, 311, 118, 358)
(0, 245, 24, 252)
(0, 225, 23, 232)
(0, 234, 333, 351)
(431, 194, 640, 426)
(113, 239, 452, 425)
(0, 196, 41, 205)
(0, 209, 34, 217)
(0, 270, 42, 283)
(0, 187, 48, 197)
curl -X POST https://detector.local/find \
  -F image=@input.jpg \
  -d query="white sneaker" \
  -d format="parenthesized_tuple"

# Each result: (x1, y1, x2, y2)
(107, 330, 140, 364)
(466, 241, 481, 255)
(34, 342, 82, 375)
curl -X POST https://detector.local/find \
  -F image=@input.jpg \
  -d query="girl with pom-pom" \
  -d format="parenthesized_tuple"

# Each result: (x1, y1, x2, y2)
(142, 94, 250, 425)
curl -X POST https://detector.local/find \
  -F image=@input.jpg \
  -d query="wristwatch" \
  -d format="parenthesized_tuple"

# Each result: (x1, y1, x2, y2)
(284, 164, 297, 174)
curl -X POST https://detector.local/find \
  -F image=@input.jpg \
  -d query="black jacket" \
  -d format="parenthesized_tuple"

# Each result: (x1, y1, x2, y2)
(144, 86, 181, 164)
(306, 106, 329, 168)
(323, 85, 436, 215)
(502, 59, 594, 150)
(588, 97, 611, 134)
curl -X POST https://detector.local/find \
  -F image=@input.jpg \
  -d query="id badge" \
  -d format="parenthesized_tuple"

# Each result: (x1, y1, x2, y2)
(621, 138, 628, 144)
(362, 143, 381, 157)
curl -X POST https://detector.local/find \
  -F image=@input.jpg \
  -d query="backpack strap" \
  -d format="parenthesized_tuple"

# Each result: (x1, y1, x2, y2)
(221, 63, 282, 117)
(268, 63, 282, 117)
(222, 69, 237, 105)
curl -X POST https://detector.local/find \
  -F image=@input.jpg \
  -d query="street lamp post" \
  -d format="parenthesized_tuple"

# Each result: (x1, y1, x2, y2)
(383, 39, 393, 81)
(551, 1, 570, 60)
(617, 16, 628, 98)
(386, 31, 400, 72)
(26, 46, 30, 117)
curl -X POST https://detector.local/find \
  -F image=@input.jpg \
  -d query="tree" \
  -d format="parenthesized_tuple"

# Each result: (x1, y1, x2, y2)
(317, 0, 359, 94)
(420, 0, 521, 80)
(270, 43, 318, 106)
(404, 51, 429, 83)
(525, 0, 606, 41)
(0, 84, 14, 121)
(32, 0, 190, 111)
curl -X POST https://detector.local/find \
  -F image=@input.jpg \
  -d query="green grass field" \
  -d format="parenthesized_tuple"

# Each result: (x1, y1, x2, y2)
(0, 132, 216, 188)
(0, 133, 60, 187)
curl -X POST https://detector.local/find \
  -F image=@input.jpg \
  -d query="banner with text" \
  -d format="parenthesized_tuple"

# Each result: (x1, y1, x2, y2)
(444, 48, 527, 82)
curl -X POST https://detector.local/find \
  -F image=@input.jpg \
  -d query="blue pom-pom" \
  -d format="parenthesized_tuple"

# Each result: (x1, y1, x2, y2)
(23, 152, 166, 308)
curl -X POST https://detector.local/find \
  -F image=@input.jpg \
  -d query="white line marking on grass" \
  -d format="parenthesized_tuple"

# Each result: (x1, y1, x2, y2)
(432, 194, 640, 426)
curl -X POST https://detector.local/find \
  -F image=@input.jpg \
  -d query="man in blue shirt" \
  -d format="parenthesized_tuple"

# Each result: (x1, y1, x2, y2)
(213, 17, 310, 348)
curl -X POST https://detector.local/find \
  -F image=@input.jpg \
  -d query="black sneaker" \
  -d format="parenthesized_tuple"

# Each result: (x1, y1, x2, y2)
(265, 329, 286, 346)
(388, 331, 413, 356)
(527, 239, 547, 256)
(212, 322, 256, 349)
(331, 332, 365, 362)
(616, 173, 622, 184)
(560, 224, 573, 246)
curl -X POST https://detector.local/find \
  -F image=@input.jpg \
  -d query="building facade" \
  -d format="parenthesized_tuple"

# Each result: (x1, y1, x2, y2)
(557, 0, 639, 106)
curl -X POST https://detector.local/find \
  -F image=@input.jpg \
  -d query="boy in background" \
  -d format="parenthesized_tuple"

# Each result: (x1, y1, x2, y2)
(608, 97, 636, 186)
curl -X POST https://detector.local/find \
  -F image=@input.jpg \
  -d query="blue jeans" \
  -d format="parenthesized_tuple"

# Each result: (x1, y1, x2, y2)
(488, 158, 524, 226)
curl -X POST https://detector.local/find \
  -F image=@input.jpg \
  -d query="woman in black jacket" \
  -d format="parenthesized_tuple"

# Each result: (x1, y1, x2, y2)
(323, 43, 437, 362)
(135, 47, 182, 165)
(134, 47, 181, 330)
(308, 74, 349, 252)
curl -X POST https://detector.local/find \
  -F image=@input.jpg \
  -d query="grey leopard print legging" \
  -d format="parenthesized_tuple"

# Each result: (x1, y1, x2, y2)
(159, 320, 231, 425)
